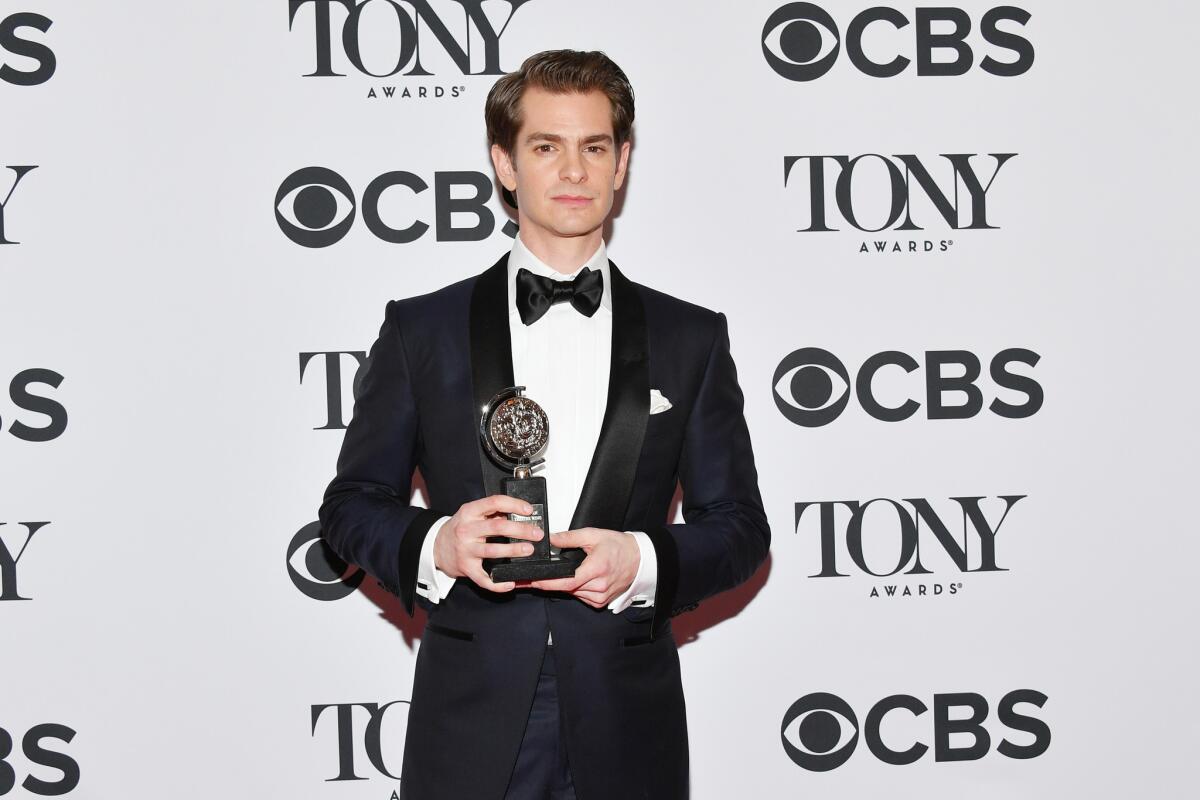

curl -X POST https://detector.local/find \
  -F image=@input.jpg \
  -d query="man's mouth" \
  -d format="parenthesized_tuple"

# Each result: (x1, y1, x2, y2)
(552, 195, 593, 206)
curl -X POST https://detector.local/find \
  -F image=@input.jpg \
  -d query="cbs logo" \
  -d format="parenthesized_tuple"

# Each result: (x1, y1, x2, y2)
(772, 347, 1041, 427)
(781, 690, 1050, 771)
(274, 166, 517, 248)
(761, 3, 1033, 82)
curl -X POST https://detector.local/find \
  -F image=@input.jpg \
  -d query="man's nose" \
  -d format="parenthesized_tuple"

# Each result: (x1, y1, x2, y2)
(559, 148, 586, 183)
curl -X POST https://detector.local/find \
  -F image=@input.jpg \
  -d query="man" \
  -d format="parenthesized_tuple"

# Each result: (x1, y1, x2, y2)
(319, 49, 770, 800)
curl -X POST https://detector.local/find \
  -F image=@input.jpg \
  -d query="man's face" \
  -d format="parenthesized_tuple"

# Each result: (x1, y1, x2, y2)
(491, 86, 631, 243)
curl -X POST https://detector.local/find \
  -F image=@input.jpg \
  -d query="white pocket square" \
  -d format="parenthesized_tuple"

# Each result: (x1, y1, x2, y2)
(649, 388, 673, 415)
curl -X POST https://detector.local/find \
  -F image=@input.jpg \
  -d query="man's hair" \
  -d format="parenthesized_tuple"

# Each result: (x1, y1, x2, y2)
(485, 49, 635, 155)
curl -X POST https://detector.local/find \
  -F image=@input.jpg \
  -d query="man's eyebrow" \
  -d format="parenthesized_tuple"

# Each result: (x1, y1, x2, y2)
(524, 132, 614, 145)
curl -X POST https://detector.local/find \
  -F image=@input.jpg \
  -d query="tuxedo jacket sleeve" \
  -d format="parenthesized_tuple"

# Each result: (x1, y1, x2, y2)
(317, 298, 449, 614)
(644, 309, 771, 629)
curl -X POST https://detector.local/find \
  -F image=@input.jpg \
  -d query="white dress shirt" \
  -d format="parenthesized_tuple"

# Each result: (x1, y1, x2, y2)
(415, 235, 658, 622)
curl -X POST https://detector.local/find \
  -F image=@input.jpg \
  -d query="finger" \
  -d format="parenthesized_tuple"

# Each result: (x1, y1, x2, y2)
(529, 560, 601, 592)
(470, 495, 535, 520)
(482, 518, 544, 541)
(574, 592, 607, 609)
(528, 575, 582, 592)
(475, 540, 536, 560)
(458, 519, 539, 545)
(569, 556, 603, 583)
(467, 564, 516, 594)
(570, 574, 610, 595)
(550, 528, 598, 549)
(575, 590, 611, 607)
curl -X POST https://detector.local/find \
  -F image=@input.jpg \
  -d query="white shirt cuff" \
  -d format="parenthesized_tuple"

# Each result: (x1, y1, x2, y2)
(415, 515, 457, 603)
(607, 530, 657, 613)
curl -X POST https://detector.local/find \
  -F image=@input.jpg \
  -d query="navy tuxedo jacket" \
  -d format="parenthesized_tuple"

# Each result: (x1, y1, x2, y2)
(319, 253, 770, 800)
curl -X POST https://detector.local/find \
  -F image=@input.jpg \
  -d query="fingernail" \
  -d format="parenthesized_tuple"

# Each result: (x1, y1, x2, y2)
(524, 504, 534, 514)
(524, 544, 534, 555)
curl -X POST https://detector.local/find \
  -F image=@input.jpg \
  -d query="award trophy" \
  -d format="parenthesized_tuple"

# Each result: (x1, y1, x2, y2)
(479, 386, 579, 582)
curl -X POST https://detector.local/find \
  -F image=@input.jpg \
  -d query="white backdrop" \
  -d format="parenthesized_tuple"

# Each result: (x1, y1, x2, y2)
(2, 0, 1198, 797)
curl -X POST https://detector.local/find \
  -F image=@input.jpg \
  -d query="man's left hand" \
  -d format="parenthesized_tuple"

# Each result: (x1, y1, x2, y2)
(528, 528, 640, 608)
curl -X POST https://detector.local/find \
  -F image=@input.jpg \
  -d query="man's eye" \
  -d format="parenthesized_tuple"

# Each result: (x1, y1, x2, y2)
(535, 144, 554, 152)
(586, 145, 606, 153)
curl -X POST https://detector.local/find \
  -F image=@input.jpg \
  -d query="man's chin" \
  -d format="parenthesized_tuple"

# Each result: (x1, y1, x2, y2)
(525, 216, 605, 240)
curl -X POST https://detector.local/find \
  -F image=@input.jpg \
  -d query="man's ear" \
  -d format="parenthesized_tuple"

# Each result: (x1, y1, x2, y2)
(491, 143, 517, 191)
(614, 139, 632, 191)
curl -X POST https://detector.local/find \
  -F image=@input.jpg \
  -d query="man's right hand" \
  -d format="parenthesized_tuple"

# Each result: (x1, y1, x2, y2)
(432, 495, 544, 593)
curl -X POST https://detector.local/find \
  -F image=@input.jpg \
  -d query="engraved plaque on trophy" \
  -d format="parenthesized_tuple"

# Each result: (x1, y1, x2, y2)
(479, 386, 578, 582)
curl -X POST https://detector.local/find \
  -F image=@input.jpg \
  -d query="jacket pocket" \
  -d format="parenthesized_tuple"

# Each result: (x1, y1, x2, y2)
(425, 621, 475, 642)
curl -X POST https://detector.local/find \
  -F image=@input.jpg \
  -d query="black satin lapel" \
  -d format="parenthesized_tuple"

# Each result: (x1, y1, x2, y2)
(470, 253, 515, 498)
(570, 261, 649, 530)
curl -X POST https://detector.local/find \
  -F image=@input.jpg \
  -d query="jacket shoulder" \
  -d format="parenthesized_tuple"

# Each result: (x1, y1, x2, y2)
(384, 272, 477, 331)
(630, 277, 723, 336)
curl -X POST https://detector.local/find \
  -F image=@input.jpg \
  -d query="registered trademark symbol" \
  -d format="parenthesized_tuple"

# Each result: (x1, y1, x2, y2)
(458, 85, 466, 93)
(948, 240, 954, 247)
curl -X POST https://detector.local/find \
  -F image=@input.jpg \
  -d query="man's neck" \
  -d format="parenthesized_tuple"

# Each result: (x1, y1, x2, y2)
(517, 226, 604, 274)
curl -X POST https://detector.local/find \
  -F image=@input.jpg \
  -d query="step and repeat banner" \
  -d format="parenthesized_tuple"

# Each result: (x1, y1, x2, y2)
(3, 1, 1196, 797)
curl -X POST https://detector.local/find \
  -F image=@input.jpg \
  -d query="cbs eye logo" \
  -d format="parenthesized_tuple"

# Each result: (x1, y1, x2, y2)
(274, 167, 356, 249)
(772, 348, 850, 428)
(286, 522, 364, 601)
(761, 3, 840, 82)
(780, 692, 858, 771)
(763, 3, 840, 82)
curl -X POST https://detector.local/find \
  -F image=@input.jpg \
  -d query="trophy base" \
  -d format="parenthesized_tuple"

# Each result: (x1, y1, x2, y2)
(489, 556, 577, 583)
(486, 472, 580, 583)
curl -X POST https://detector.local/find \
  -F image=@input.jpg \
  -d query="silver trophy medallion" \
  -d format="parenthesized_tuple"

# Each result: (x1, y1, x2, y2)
(481, 386, 548, 478)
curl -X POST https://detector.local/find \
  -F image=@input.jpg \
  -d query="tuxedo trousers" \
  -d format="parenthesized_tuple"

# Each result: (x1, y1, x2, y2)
(503, 643, 577, 800)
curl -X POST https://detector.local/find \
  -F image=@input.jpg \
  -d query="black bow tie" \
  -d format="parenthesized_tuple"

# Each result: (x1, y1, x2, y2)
(515, 266, 604, 325)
